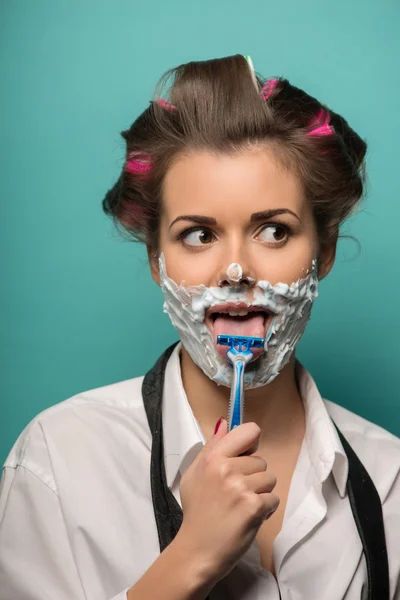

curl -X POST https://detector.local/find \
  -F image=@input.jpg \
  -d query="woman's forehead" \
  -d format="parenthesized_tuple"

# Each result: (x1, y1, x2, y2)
(162, 149, 307, 222)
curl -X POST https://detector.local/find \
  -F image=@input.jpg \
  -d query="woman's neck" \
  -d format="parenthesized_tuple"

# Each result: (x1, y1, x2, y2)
(180, 347, 305, 449)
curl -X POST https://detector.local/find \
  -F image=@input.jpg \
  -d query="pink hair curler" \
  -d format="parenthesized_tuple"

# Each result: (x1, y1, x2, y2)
(124, 152, 152, 175)
(261, 78, 279, 100)
(155, 98, 177, 112)
(306, 109, 334, 137)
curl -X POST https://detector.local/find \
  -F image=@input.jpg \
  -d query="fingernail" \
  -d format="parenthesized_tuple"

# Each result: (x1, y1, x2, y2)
(214, 417, 224, 435)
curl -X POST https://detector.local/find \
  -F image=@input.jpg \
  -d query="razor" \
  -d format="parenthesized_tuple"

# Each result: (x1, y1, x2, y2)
(216, 335, 264, 431)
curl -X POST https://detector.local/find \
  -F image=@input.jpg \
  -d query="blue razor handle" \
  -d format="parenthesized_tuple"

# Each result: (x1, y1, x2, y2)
(217, 335, 264, 431)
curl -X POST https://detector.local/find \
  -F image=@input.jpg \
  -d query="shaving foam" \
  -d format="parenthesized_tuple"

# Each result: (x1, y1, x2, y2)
(226, 263, 243, 282)
(159, 253, 319, 388)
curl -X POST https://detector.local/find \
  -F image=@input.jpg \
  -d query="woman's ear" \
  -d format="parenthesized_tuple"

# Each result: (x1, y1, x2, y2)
(147, 246, 160, 285)
(318, 235, 338, 280)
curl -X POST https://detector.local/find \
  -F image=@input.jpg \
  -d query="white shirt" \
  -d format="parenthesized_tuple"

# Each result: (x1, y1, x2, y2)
(1, 343, 399, 600)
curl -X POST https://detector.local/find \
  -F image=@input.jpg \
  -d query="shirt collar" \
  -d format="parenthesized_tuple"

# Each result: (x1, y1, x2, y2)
(295, 360, 348, 498)
(162, 343, 348, 498)
(162, 343, 205, 489)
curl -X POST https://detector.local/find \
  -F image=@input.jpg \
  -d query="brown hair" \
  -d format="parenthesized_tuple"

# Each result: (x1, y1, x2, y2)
(102, 55, 366, 255)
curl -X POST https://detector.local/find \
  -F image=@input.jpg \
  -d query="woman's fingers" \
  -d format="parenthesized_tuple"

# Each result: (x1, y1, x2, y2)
(226, 455, 268, 476)
(211, 422, 261, 458)
(245, 471, 278, 495)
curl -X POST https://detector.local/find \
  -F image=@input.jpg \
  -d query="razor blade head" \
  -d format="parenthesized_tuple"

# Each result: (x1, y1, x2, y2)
(217, 335, 264, 353)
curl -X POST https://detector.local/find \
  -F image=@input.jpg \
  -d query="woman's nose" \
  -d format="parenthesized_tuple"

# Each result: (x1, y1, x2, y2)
(217, 262, 256, 288)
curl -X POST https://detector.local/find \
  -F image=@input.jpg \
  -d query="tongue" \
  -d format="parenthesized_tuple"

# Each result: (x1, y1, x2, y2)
(214, 314, 265, 358)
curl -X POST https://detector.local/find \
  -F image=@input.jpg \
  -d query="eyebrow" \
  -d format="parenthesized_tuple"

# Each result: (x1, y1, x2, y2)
(250, 209, 300, 223)
(169, 215, 217, 230)
(169, 208, 300, 230)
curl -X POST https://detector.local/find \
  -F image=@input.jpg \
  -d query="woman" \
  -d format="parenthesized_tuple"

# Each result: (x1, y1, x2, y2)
(0, 55, 399, 600)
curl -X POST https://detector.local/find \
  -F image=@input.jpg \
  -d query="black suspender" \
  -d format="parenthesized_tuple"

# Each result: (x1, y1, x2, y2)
(333, 423, 390, 599)
(141, 343, 183, 552)
(141, 343, 389, 599)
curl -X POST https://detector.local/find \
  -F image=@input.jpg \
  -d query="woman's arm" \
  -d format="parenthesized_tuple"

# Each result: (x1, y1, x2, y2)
(126, 535, 217, 600)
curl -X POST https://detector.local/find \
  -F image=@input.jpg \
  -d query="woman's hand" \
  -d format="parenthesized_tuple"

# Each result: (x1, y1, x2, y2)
(175, 418, 279, 584)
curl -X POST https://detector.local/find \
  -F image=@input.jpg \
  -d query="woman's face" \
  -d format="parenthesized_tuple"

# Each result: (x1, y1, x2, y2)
(151, 147, 334, 354)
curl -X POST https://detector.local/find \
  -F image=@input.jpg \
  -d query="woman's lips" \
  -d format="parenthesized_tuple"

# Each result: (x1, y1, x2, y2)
(205, 305, 272, 360)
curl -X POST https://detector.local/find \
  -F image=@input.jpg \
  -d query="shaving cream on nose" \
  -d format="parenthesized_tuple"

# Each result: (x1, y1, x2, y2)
(226, 263, 242, 283)
(219, 263, 255, 286)
(159, 253, 319, 388)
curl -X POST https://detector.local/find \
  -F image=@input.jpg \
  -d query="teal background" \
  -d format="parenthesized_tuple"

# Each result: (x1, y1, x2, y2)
(1, 1, 399, 464)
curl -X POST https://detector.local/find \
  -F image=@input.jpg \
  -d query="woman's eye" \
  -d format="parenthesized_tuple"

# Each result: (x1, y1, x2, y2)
(257, 224, 289, 244)
(182, 228, 215, 246)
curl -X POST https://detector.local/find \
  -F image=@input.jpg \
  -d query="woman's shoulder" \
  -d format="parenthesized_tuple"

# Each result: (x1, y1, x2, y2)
(325, 398, 400, 502)
(3, 374, 151, 491)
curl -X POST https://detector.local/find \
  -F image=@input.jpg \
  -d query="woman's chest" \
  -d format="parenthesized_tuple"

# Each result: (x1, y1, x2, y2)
(255, 473, 292, 578)
(254, 446, 304, 578)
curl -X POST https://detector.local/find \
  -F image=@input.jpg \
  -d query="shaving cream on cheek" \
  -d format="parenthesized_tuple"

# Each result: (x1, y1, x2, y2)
(159, 253, 319, 388)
